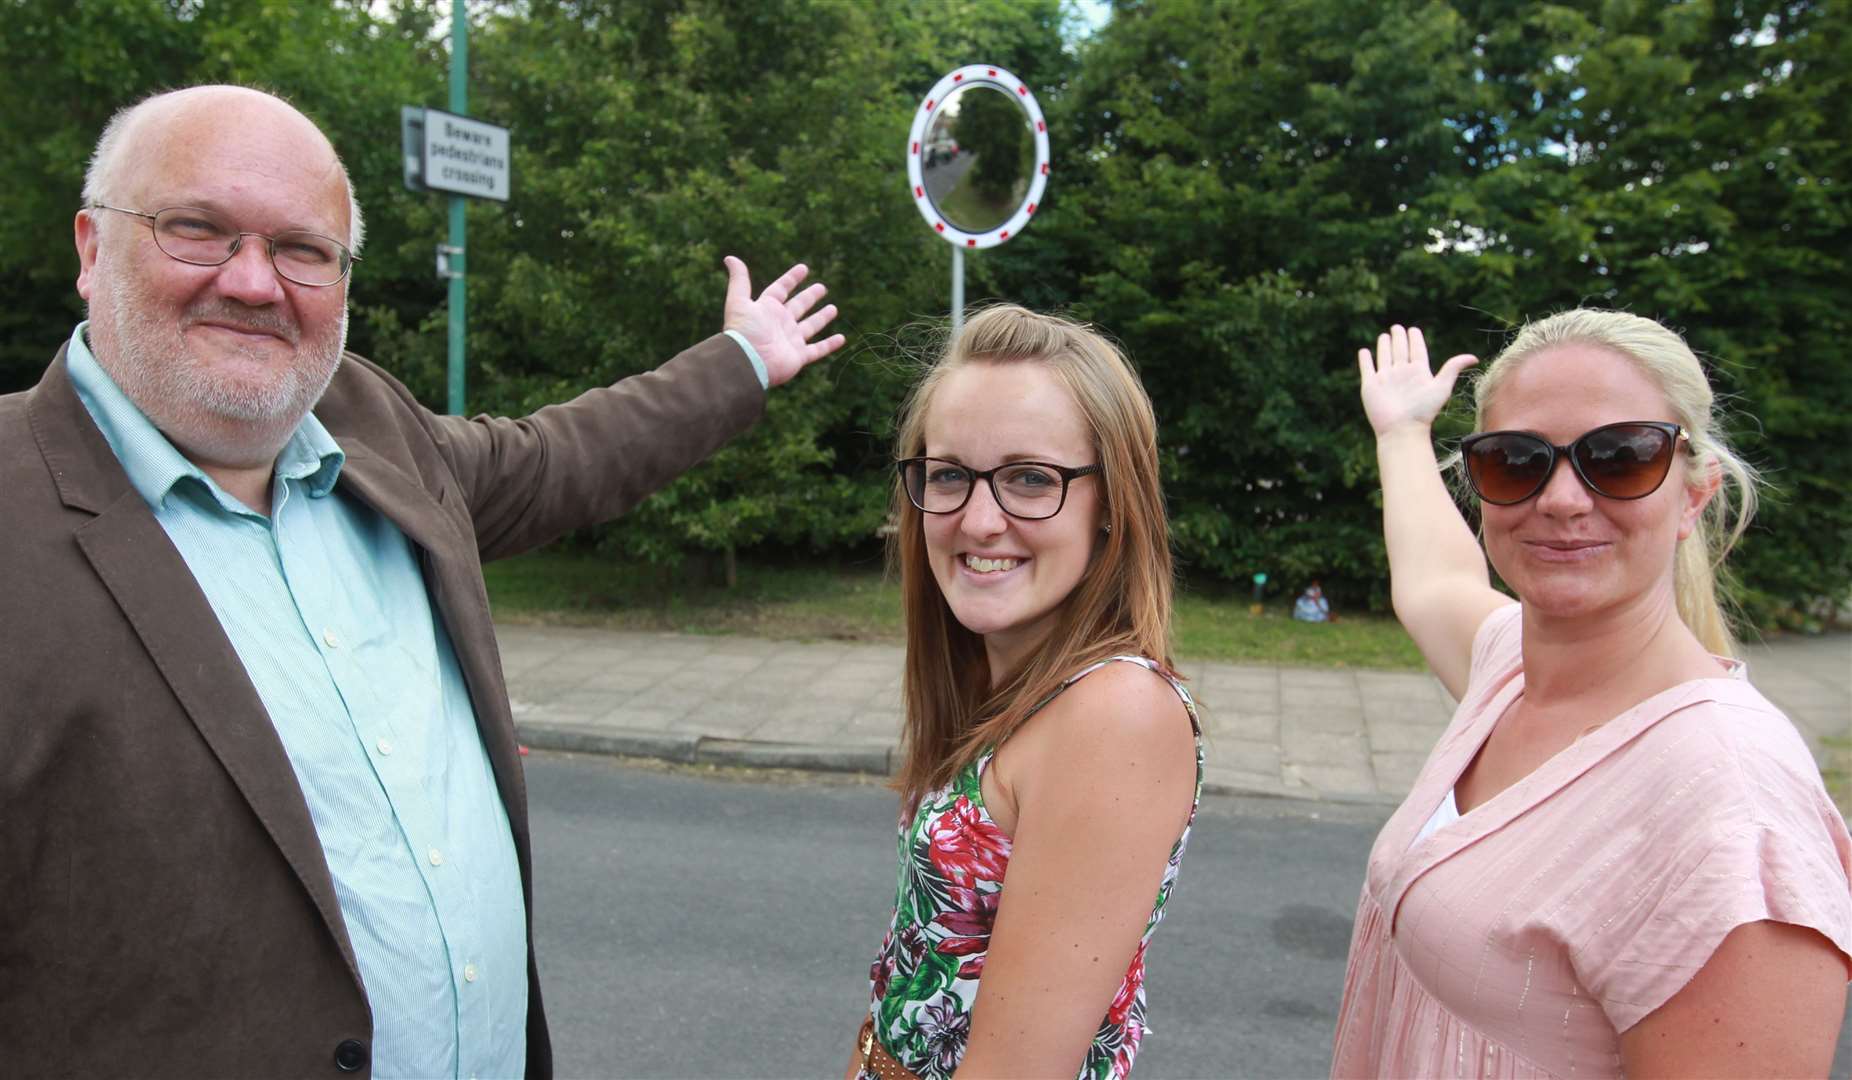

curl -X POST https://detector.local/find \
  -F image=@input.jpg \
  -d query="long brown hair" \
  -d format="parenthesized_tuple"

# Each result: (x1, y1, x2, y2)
(889, 305, 1175, 804)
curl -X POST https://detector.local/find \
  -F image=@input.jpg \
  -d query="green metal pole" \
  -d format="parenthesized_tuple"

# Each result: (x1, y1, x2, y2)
(446, 0, 468, 416)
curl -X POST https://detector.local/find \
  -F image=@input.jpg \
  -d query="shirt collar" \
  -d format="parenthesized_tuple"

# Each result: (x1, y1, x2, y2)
(63, 322, 345, 512)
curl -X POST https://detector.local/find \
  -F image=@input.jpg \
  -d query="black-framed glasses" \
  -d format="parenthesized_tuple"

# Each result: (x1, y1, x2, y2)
(1460, 421, 1690, 506)
(899, 456, 1101, 520)
(89, 204, 358, 287)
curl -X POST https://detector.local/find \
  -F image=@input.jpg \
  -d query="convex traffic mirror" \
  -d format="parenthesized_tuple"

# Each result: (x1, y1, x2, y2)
(908, 66, 1049, 250)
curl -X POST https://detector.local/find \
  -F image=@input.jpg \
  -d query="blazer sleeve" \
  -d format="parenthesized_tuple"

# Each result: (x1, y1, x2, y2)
(352, 333, 765, 563)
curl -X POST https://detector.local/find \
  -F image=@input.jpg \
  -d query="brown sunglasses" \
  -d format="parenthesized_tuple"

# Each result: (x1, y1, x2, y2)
(1460, 421, 1689, 505)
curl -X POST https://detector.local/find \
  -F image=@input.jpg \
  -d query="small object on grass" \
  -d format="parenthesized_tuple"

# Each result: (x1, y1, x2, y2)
(1293, 581, 1332, 624)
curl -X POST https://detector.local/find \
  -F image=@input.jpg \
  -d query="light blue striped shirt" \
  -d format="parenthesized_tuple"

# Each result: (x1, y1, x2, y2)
(65, 325, 527, 1079)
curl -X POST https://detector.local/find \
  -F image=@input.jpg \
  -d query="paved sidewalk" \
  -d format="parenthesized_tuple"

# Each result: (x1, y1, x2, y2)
(499, 622, 1850, 806)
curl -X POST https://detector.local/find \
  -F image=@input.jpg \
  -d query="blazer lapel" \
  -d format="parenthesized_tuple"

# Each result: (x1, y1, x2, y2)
(331, 441, 464, 564)
(32, 355, 363, 984)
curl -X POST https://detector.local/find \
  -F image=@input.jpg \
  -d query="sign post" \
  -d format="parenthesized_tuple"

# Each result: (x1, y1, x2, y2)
(446, 1, 468, 417)
(399, 3, 513, 416)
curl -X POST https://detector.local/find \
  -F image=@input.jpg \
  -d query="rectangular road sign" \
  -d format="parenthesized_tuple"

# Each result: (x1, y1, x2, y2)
(421, 107, 511, 202)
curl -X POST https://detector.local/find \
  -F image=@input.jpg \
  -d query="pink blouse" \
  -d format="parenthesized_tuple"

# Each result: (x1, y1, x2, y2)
(1331, 605, 1852, 1078)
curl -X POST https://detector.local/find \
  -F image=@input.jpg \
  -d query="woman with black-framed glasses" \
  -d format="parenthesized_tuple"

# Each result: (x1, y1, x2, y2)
(1332, 313, 1851, 1078)
(847, 306, 1201, 1080)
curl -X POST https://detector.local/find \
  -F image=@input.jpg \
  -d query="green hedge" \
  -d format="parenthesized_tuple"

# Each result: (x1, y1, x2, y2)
(3, 0, 1845, 627)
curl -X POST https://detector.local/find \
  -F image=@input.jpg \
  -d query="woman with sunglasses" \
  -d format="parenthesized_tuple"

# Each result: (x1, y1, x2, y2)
(849, 306, 1202, 1080)
(1333, 313, 1851, 1077)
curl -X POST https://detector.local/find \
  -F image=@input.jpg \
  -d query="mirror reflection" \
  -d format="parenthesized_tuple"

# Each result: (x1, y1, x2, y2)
(921, 84, 1035, 233)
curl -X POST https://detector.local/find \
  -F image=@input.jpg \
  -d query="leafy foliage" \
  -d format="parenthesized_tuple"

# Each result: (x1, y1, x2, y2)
(985, 0, 1851, 621)
(0, 0, 445, 392)
(1, 0, 1844, 624)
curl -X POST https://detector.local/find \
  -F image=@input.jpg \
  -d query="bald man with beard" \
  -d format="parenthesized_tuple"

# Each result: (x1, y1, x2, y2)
(0, 85, 843, 1078)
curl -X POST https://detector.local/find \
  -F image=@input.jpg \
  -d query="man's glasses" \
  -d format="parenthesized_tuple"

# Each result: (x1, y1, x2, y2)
(899, 457, 1101, 521)
(89, 204, 358, 287)
(1460, 421, 1689, 506)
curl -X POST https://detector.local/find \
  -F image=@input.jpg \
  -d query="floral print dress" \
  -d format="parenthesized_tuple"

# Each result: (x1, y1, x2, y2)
(862, 656, 1204, 1080)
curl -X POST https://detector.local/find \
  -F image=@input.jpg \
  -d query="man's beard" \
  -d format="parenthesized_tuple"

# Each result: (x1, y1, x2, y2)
(90, 264, 347, 462)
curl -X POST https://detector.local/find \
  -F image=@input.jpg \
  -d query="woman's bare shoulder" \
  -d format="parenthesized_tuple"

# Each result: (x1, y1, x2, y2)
(1017, 660, 1196, 775)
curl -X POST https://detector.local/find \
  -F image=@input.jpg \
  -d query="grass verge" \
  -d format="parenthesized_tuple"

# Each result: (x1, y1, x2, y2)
(483, 549, 1427, 670)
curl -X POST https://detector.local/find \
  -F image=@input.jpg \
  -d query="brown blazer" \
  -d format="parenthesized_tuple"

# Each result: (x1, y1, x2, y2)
(0, 335, 764, 1078)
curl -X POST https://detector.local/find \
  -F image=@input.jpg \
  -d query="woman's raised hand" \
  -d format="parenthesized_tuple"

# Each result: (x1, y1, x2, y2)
(1356, 324, 1501, 698)
(1357, 324, 1478, 437)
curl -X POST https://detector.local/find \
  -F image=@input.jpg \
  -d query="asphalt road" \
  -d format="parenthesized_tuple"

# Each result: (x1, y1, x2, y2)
(526, 752, 1852, 1079)
(922, 149, 976, 204)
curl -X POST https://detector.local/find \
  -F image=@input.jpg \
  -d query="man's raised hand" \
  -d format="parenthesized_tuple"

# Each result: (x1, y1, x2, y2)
(722, 256, 846, 388)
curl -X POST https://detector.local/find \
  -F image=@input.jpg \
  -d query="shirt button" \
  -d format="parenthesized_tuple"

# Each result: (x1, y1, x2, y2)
(428, 848, 444, 867)
(463, 963, 478, 983)
(376, 738, 393, 756)
(322, 629, 341, 649)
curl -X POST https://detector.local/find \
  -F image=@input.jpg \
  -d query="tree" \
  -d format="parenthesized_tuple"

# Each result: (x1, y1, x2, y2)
(1397, 0, 1852, 625)
(984, 0, 1492, 605)
(438, 0, 1072, 575)
(0, 0, 442, 393)
(954, 85, 1034, 206)
(981, 0, 1850, 622)
(2, 0, 1842, 621)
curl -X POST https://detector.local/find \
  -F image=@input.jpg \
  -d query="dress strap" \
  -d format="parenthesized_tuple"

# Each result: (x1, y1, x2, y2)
(1023, 654, 1200, 734)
